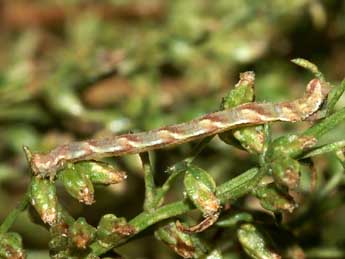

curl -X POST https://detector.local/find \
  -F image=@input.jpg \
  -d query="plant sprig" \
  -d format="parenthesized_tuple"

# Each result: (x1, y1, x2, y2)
(1, 59, 344, 259)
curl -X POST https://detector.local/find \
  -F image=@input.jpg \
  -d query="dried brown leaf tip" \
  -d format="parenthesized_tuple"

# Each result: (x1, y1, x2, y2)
(155, 222, 205, 258)
(176, 213, 220, 234)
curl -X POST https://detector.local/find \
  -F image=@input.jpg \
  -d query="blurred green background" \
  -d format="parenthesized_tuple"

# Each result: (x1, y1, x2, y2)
(0, 0, 344, 258)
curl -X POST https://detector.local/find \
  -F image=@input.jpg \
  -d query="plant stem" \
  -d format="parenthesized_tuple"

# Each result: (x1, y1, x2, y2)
(303, 107, 345, 139)
(90, 166, 264, 256)
(302, 140, 345, 158)
(318, 167, 344, 198)
(326, 79, 345, 116)
(166, 136, 214, 174)
(306, 247, 345, 258)
(216, 167, 261, 202)
(140, 152, 156, 212)
(152, 171, 180, 208)
(0, 189, 30, 234)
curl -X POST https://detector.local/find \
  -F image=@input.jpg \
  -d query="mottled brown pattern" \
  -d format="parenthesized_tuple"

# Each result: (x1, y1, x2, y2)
(239, 103, 273, 118)
(27, 78, 329, 178)
(201, 112, 229, 123)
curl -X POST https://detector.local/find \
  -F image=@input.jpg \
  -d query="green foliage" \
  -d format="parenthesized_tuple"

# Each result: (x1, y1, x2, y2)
(1, 1, 345, 258)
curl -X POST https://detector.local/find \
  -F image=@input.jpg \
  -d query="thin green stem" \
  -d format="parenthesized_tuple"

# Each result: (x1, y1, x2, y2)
(90, 166, 264, 256)
(152, 171, 180, 208)
(259, 124, 271, 166)
(326, 79, 345, 116)
(302, 140, 345, 158)
(140, 152, 156, 212)
(216, 167, 262, 202)
(303, 107, 345, 139)
(0, 189, 30, 234)
(318, 167, 344, 198)
(166, 136, 214, 174)
(306, 247, 345, 258)
(335, 150, 345, 168)
(154, 136, 215, 208)
(291, 58, 325, 81)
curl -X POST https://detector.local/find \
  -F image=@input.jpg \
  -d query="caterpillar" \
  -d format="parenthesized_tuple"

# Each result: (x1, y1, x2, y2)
(26, 77, 329, 179)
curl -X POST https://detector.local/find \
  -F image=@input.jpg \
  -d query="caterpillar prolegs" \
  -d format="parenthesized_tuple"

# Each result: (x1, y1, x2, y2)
(26, 76, 329, 179)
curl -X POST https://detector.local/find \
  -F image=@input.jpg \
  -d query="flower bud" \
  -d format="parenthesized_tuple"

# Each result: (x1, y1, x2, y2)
(184, 165, 220, 217)
(69, 217, 96, 249)
(237, 224, 281, 259)
(0, 232, 26, 259)
(221, 72, 255, 109)
(30, 176, 58, 225)
(74, 161, 127, 185)
(271, 157, 301, 190)
(269, 135, 316, 159)
(155, 222, 206, 258)
(49, 234, 68, 256)
(219, 72, 265, 154)
(59, 165, 95, 205)
(49, 207, 71, 255)
(96, 214, 136, 245)
(254, 184, 296, 213)
(203, 249, 223, 259)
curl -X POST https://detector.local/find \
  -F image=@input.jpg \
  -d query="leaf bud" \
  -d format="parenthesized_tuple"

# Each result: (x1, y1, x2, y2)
(184, 165, 220, 217)
(30, 176, 58, 225)
(74, 161, 127, 185)
(59, 165, 95, 205)
(69, 217, 96, 249)
(0, 232, 26, 259)
(237, 224, 281, 259)
(155, 222, 206, 258)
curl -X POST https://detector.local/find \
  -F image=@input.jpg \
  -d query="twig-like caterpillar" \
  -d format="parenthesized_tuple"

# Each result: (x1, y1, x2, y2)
(26, 78, 329, 178)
